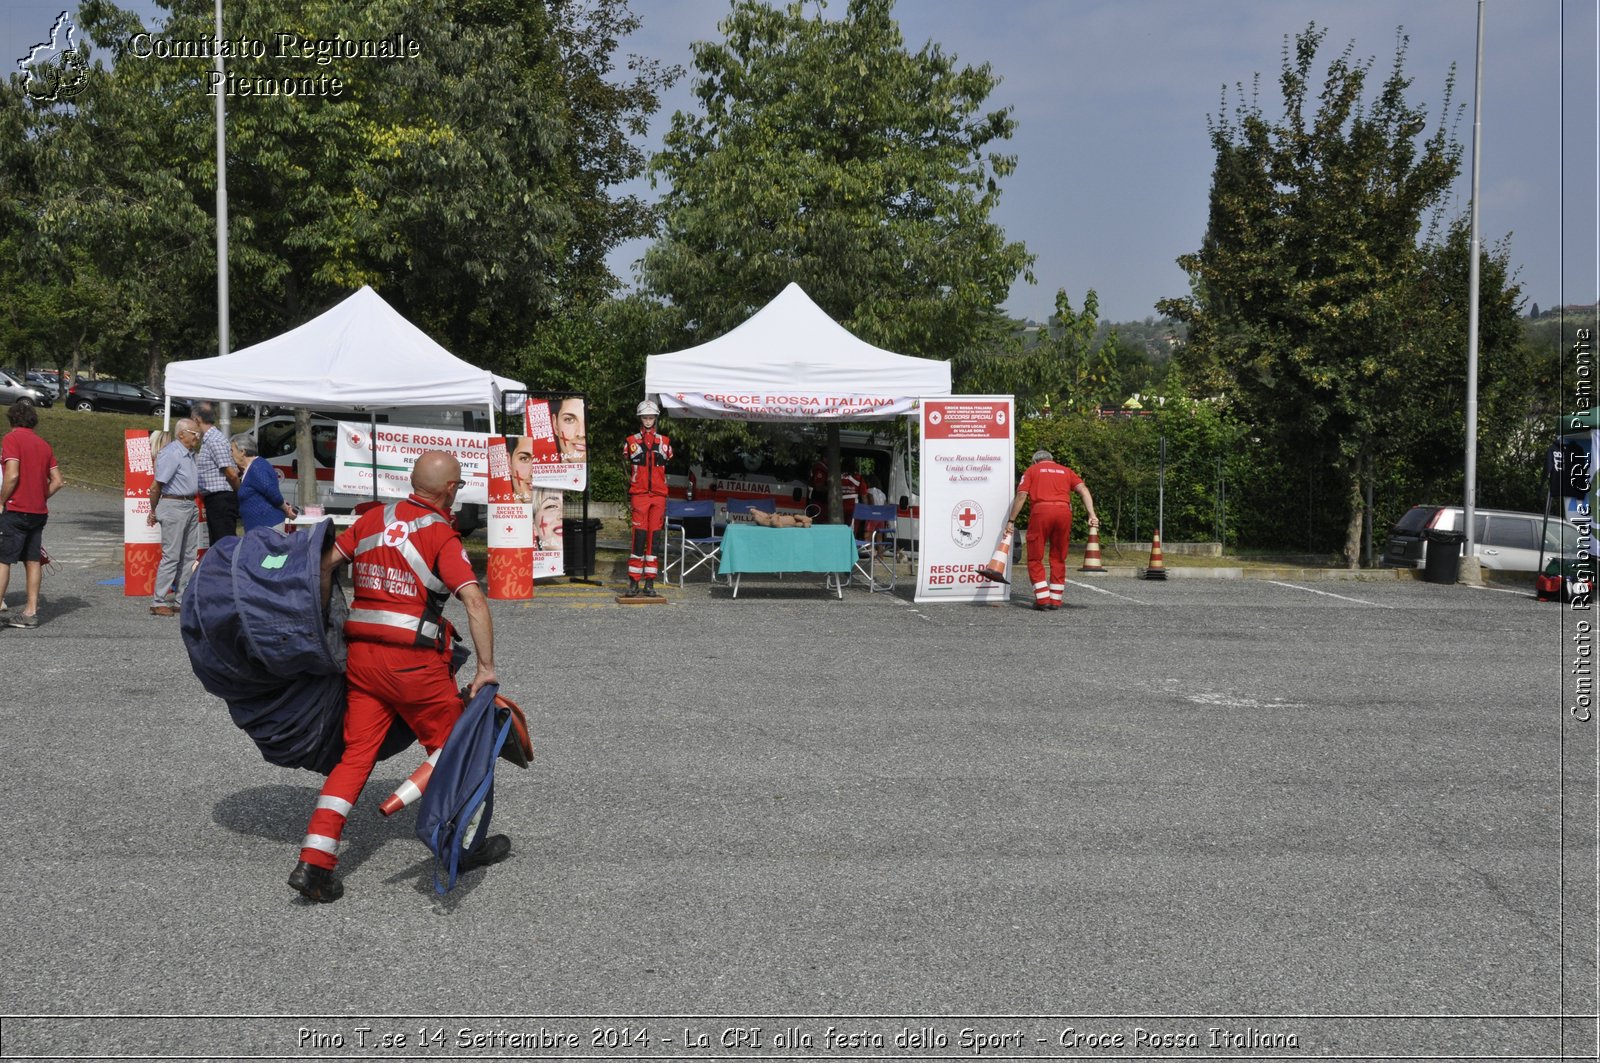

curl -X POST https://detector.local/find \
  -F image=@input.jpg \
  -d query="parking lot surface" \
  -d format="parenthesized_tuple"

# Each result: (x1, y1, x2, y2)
(1, 488, 1592, 1061)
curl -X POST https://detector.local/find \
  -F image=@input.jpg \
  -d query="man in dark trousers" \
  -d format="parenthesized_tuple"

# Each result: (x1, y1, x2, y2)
(192, 402, 240, 546)
(1004, 448, 1099, 610)
(290, 450, 505, 903)
(0, 400, 64, 627)
(623, 399, 672, 598)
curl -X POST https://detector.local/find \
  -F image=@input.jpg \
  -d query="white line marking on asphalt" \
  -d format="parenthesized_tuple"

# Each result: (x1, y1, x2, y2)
(1265, 580, 1394, 608)
(1071, 581, 1150, 605)
(1473, 583, 1534, 597)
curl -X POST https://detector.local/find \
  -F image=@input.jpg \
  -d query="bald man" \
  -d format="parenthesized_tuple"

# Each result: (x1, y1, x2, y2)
(290, 450, 504, 903)
(147, 418, 203, 616)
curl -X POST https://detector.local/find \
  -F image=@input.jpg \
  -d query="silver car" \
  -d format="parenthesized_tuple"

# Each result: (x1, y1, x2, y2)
(1382, 504, 1579, 573)
(0, 370, 51, 408)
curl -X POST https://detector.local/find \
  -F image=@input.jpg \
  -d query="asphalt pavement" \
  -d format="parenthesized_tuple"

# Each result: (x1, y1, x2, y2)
(0, 486, 1592, 1062)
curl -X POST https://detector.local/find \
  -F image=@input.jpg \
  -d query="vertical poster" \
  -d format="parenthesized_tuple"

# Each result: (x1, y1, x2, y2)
(915, 396, 1015, 605)
(484, 436, 533, 600)
(123, 429, 162, 597)
(522, 393, 587, 490)
(530, 486, 566, 580)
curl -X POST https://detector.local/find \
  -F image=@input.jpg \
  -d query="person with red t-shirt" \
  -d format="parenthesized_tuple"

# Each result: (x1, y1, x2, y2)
(0, 401, 64, 628)
(623, 399, 672, 597)
(1004, 448, 1099, 611)
(288, 450, 505, 904)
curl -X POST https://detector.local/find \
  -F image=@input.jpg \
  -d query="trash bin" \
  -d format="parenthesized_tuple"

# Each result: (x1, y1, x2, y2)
(1422, 529, 1464, 584)
(562, 518, 602, 576)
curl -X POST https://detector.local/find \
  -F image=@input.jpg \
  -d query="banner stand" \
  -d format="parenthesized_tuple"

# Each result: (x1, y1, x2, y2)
(913, 396, 1016, 605)
(123, 429, 162, 597)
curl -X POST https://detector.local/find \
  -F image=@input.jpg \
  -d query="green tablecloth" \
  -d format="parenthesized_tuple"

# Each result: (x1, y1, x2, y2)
(719, 524, 854, 574)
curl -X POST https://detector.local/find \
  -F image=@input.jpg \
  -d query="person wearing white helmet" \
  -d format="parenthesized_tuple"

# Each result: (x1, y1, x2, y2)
(622, 399, 672, 597)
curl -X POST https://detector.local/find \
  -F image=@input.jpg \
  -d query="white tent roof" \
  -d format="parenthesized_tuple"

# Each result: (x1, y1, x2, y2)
(643, 283, 951, 420)
(164, 286, 523, 413)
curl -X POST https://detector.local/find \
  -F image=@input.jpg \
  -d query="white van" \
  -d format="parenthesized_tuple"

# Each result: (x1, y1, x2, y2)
(665, 427, 921, 541)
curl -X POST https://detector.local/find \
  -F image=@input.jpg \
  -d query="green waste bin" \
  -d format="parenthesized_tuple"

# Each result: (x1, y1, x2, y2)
(1422, 529, 1463, 584)
(563, 518, 601, 577)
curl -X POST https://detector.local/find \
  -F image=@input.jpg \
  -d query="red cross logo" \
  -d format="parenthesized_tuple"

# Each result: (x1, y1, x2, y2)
(958, 507, 978, 527)
(384, 520, 409, 547)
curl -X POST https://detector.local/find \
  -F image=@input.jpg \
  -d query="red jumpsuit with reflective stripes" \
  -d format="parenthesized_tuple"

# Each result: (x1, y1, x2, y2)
(299, 496, 479, 871)
(625, 428, 671, 581)
(1018, 460, 1082, 606)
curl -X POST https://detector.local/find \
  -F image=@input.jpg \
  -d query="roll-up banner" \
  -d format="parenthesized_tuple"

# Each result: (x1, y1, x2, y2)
(915, 397, 1015, 605)
(123, 429, 162, 597)
(484, 436, 533, 600)
(521, 394, 587, 490)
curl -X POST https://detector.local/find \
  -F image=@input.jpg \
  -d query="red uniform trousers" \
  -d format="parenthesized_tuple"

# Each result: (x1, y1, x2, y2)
(1025, 502, 1074, 606)
(628, 492, 666, 581)
(299, 640, 462, 870)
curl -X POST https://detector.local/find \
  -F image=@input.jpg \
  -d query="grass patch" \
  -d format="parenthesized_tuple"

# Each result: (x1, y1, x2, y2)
(32, 407, 171, 491)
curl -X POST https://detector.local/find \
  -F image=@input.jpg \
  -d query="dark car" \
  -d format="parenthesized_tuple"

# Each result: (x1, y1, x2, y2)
(66, 379, 188, 416)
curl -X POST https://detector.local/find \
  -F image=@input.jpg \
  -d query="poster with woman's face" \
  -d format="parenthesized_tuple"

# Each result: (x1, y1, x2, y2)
(524, 394, 587, 490)
(531, 486, 565, 579)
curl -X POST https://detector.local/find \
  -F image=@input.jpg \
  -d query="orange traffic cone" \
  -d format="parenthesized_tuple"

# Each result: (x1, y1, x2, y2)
(1140, 528, 1168, 581)
(379, 748, 442, 816)
(977, 527, 1014, 583)
(1079, 524, 1107, 573)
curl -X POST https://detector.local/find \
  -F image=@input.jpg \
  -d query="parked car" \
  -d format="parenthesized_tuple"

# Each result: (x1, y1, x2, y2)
(65, 379, 187, 415)
(0, 370, 51, 408)
(1382, 504, 1580, 573)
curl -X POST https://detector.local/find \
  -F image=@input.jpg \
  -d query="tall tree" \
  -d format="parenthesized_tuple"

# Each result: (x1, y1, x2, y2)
(1158, 24, 1495, 566)
(11, 0, 671, 376)
(642, 0, 1031, 356)
(954, 288, 1122, 414)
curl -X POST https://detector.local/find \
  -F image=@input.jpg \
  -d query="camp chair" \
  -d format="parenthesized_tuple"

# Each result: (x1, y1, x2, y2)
(664, 499, 721, 585)
(847, 503, 899, 592)
(724, 496, 777, 526)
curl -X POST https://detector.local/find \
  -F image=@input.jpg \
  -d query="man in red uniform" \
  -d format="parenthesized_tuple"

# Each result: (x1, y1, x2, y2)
(623, 399, 672, 598)
(289, 450, 503, 903)
(1004, 448, 1099, 611)
(838, 459, 865, 526)
(0, 400, 64, 628)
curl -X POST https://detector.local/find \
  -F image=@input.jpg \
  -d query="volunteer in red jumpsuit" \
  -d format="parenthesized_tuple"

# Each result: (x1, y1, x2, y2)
(1005, 448, 1099, 611)
(288, 451, 503, 903)
(624, 399, 672, 598)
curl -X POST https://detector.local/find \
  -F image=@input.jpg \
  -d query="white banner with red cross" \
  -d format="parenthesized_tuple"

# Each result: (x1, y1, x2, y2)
(914, 397, 1015, 604)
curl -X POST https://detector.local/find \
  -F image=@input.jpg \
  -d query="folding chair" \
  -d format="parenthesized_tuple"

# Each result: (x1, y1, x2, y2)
(663, 499, 721, 585)
(848, 503, 899, 592)
(724, 496, 777, 525)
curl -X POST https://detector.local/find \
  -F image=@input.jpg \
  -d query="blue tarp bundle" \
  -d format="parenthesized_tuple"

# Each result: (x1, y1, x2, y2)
(416, 683, 514, 894)
(180, 521, 414, 774)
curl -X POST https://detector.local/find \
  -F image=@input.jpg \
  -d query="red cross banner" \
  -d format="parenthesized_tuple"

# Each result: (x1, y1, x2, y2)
(914, 396, 1015, 604)
(122, 428, 163, 597)
(484, 436, 534, 600)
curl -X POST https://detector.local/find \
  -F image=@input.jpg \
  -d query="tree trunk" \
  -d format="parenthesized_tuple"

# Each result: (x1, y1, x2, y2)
(1342, 460, 1364, 570)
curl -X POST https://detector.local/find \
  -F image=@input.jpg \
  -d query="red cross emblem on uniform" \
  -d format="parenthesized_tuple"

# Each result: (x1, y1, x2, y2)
(384, 520, 409, 547)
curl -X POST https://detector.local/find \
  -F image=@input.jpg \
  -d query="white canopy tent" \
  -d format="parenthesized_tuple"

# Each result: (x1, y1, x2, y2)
(643, 283, 951, 420)
(164, 285, 524, 425)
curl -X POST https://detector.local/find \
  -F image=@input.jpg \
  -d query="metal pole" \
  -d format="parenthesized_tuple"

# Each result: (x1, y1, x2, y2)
(215, 0, 230, 436)
(1460, 0, 1485, 586)
(1157, 435, 1166, 539)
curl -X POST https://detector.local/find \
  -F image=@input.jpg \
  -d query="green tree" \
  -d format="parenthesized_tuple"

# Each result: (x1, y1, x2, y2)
(1158, 23, 1490, 566)
(955, 288, 1122, 414)
(10, 0, 672, 379)
(642, 0, 1030, 355)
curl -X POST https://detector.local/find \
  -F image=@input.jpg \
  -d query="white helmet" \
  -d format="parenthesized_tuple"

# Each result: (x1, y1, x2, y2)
(636, 399, 661, 417)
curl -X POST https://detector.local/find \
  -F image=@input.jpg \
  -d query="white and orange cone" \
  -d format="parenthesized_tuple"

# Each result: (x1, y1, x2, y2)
(379, 748, 442, 816)
(977, 527, 1013, 584)
(1079, 524, 1107, 572)
(1140, 528, 1168, 581)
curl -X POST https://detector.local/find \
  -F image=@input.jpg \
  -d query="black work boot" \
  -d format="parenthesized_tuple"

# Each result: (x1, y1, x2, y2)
(625, 579, 639, 598)
(462, 834, 512, 871)
(288, 860, 344, 903)
(643, 579, 657, 597)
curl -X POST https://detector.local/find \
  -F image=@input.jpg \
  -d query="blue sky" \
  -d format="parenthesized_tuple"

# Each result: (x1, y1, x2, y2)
(6, 0, 1594, 323)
